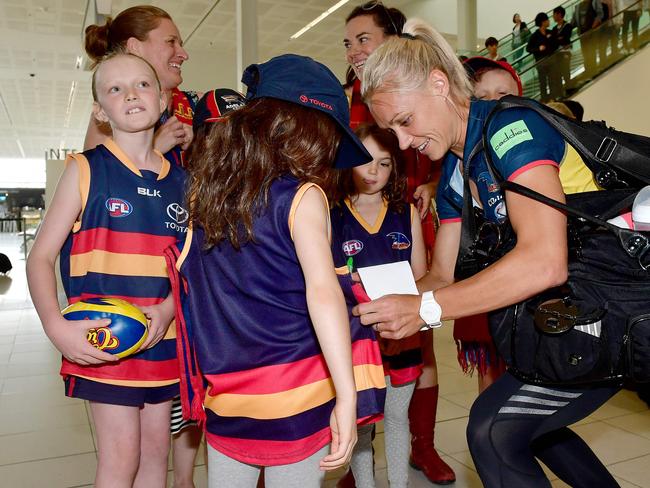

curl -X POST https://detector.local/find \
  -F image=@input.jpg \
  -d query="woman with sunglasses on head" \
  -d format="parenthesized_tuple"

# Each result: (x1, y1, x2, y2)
(342, 2, 455, 485)
(84, 5, 199, 169)
(354, 17, 620, 488)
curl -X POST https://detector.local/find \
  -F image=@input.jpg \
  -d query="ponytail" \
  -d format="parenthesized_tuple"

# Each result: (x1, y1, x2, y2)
(361, 18, 472, 104)
(84, 6, 171, 67)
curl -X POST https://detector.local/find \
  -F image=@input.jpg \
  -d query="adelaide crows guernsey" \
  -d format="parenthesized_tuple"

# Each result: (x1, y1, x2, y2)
(59, 139, 188, 387)
(331, 199, 422, 385)
(176, 176, 385, 465)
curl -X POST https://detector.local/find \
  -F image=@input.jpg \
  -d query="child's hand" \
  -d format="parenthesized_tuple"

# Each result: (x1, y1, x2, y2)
(138, 296, 174, 350)
(413, 181, 436, 219)
(48, 317, 118, 365)
(180, 124, 194, 151)
(320, 398, 357, 471)
(154, 116, 188, 154)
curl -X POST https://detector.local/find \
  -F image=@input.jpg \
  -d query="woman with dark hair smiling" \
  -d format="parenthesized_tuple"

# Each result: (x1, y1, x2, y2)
(83, 5, 199, 169)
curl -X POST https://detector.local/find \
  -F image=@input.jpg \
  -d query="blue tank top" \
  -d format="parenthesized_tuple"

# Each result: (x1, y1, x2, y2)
(330, 199, 422, 385)
(176, 175, 385, 465)
(331, 199, 414, 270)
(59, 139, 187, 386)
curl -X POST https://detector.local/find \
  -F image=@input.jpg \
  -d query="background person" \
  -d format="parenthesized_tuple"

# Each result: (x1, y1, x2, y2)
(452, 56, 523, 394)
(463, 57, 522, 101)
(83, 5, 198, 168)
(572, 0, 605, 76)
(357, 17, 621, 487)
(552, 6, 574, 96)
(331, 123, 427, 488)
(342, 3, 455, 485)
(621, 0, 643, 51)
(511, 13, 531, 53)
(527, 12, 560, 102)
(484, 36, 500, 60)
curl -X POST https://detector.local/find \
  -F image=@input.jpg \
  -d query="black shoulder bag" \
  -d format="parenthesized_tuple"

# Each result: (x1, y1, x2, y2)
(454, 100, 650, 387)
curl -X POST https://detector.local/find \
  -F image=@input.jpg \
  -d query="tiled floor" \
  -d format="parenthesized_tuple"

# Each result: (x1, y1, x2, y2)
(1, 232, 650, 487)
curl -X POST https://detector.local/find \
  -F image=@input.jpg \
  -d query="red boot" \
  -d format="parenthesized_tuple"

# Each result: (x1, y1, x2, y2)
(336, 469, 356, 488)
(408, 385, 456, 485)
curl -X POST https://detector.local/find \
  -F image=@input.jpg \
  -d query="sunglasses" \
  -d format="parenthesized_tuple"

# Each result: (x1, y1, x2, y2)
(360, 1, 401, 36)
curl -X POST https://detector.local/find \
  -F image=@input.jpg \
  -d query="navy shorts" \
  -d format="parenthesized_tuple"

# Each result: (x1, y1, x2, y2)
(65, 376, 179, 407)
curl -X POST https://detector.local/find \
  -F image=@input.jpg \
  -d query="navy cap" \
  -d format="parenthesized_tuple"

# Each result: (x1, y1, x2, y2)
(193, 88, 246, 132)
(241, 54, 372, 169)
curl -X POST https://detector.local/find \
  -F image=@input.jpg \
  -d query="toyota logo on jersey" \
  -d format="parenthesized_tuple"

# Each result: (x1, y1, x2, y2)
(167, 203, 189, 224)
(105, 198, 133, 217)
(342, 239, 364, 256)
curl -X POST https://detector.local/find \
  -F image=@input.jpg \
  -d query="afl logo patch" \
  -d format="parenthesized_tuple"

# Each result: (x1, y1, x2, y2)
(342, 239, 364, 256)
(387, 232, 411, 250)
(105, 198, 133, 217)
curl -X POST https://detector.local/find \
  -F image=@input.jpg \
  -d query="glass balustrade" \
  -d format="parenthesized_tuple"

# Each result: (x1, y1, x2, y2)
(518, 1, 650, 101)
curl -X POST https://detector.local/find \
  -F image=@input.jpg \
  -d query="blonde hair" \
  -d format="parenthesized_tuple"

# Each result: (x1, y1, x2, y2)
(361, 18, 472, 104)
(545, 102, 575, 119)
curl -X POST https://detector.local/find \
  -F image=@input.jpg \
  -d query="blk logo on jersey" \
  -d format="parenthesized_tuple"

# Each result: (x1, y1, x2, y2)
(105, 198, 133, 217)
(137, 187, 161, 198)
(343, 239, 364, 256)
(386, 232, 411, 250)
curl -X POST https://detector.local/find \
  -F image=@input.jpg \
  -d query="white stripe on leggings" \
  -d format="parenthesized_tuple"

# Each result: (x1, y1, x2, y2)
(498, 406, 557, 415)
(520, 384, 582, 398)
(508, 395, 570, 407)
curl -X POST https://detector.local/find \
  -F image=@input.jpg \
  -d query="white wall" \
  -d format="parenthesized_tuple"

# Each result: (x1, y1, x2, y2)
(182, 47, 239, 93)
(574, 46, 650, 136)
(401, 0, 558, 43)
(181, 0, 562, 90)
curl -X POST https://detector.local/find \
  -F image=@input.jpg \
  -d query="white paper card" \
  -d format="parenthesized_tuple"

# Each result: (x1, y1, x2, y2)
(357, 261, 418, 300)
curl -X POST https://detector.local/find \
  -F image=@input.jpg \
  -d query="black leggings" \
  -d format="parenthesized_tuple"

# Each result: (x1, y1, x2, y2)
(467, 371, 620, 488)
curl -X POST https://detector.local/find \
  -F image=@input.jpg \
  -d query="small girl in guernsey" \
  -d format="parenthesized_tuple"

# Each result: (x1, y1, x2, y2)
(331, 124, 427, 488)
(169, 54, 385, 488)
(27, 53, 187, 486)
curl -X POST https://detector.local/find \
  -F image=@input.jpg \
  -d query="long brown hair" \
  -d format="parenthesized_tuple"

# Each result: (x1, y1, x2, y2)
(188, 98, 341, 250)
(334, 124, 406, 213)
(85, 6, 172, 66)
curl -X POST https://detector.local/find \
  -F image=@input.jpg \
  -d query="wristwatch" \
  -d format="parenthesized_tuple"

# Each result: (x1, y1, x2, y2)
(419, 291, 443, 330)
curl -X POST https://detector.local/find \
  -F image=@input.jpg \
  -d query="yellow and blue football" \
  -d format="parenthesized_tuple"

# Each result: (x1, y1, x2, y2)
(62, 297, 148, 359)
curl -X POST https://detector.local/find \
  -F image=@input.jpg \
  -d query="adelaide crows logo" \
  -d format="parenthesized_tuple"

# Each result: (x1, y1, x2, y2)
(386, 232, 411, 250)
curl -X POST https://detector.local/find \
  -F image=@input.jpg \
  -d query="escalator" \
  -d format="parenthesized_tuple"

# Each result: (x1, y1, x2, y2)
(474, 0, 649, 102)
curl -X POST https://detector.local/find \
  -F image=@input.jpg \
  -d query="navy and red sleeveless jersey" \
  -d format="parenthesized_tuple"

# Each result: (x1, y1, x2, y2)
(331, 199, 423, 385)
(59, 139, 188, 387)
(174, 176, 385, 465)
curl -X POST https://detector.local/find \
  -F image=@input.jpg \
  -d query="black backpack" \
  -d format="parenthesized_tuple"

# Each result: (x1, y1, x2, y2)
(456, 95, 650, 387)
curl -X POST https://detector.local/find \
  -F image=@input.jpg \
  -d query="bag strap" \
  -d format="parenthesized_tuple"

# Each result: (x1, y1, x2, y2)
(457, 140, 486, 263)
(492, 96, 650, 188)
(500, 180, 650, 264)
(480, 98, 650, 265)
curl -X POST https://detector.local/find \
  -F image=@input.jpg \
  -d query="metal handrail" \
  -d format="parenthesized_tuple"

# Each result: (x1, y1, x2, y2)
(477, 0, 583, 58)
(519, 1, 649, 100)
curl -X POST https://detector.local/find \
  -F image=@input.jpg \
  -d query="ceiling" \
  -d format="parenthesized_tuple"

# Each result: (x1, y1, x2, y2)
(0, 0, 415, 160)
